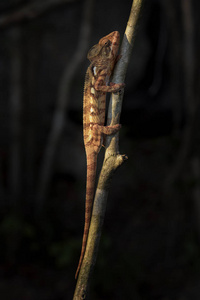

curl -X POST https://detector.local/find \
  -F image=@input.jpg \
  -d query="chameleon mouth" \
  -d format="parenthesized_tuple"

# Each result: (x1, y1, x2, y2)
(108, 31, 120, 44)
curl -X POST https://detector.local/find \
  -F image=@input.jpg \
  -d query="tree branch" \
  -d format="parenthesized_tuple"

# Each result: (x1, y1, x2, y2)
(73, 0, 143, 298)
(0, 0, 75, 29)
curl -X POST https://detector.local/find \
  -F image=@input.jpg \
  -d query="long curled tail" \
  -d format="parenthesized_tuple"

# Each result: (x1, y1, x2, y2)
(75, 152, 97, 279)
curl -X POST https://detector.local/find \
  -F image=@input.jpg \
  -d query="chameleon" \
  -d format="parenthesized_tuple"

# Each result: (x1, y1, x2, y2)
(75, 31, 125, 279)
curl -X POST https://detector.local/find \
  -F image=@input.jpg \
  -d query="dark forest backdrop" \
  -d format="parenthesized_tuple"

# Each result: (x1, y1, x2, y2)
(0, 0, 200, 299)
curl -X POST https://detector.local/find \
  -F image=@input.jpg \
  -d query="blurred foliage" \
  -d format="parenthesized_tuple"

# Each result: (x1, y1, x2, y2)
(0, 213, 35, 239)
(49, 238, 80, 268)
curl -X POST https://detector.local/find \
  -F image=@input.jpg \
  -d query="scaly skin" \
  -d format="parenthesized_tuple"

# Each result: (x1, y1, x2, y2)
(75, 31, 125, 279)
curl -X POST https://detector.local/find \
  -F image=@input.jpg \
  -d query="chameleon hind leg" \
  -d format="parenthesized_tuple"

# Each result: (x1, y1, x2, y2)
(92, 123, 121, 149)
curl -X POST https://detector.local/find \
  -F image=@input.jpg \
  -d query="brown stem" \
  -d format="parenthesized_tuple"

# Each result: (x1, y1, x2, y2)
(73, 0, 143, 298)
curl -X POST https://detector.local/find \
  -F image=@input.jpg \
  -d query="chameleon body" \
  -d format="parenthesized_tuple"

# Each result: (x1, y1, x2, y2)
(75, 31, 125, 279)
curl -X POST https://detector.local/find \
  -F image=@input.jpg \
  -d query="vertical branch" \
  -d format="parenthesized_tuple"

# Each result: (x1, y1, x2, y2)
(73, 1, 143, 299)
(9, 28, 22, 207)
(106, 0, 143, 156)
(35, 0, 95, 213)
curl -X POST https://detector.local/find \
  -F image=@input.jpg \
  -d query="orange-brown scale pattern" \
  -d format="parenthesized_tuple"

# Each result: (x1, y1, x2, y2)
(75, 31, 125, 279)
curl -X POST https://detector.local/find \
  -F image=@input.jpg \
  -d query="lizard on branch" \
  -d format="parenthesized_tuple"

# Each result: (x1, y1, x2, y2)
(75, 31, 125, 279)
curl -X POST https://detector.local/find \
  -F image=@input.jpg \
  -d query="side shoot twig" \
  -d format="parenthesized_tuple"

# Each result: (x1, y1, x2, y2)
(73, 1, 143, 299)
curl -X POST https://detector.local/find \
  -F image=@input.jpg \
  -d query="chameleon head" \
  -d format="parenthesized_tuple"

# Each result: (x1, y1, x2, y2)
(87, 31, 120, 63)
(99, 31, 120, 57)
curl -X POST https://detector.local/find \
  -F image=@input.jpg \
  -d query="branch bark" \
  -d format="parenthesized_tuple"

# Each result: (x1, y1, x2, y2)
(73, 0, 143, 298)
(0, 0, 75, 29)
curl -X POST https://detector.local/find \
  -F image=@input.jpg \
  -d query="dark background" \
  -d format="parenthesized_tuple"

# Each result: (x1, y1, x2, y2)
(1, 0, 200, 299)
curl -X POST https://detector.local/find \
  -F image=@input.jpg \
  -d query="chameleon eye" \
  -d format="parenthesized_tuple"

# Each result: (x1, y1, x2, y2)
(104, 40, 111, 47)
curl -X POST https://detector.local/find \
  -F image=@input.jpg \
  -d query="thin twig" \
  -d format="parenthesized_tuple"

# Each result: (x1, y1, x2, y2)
(106, 0, 143, 154)
(35, 0, 95, 213)
(0, 0, 75, 29)
(73, 0, 142, 298)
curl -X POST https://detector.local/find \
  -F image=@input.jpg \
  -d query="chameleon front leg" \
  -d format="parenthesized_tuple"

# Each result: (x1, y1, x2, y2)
(94, 80, 125, 93)
(93, 123, 121, 136)
(88, 65, 125, 93)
